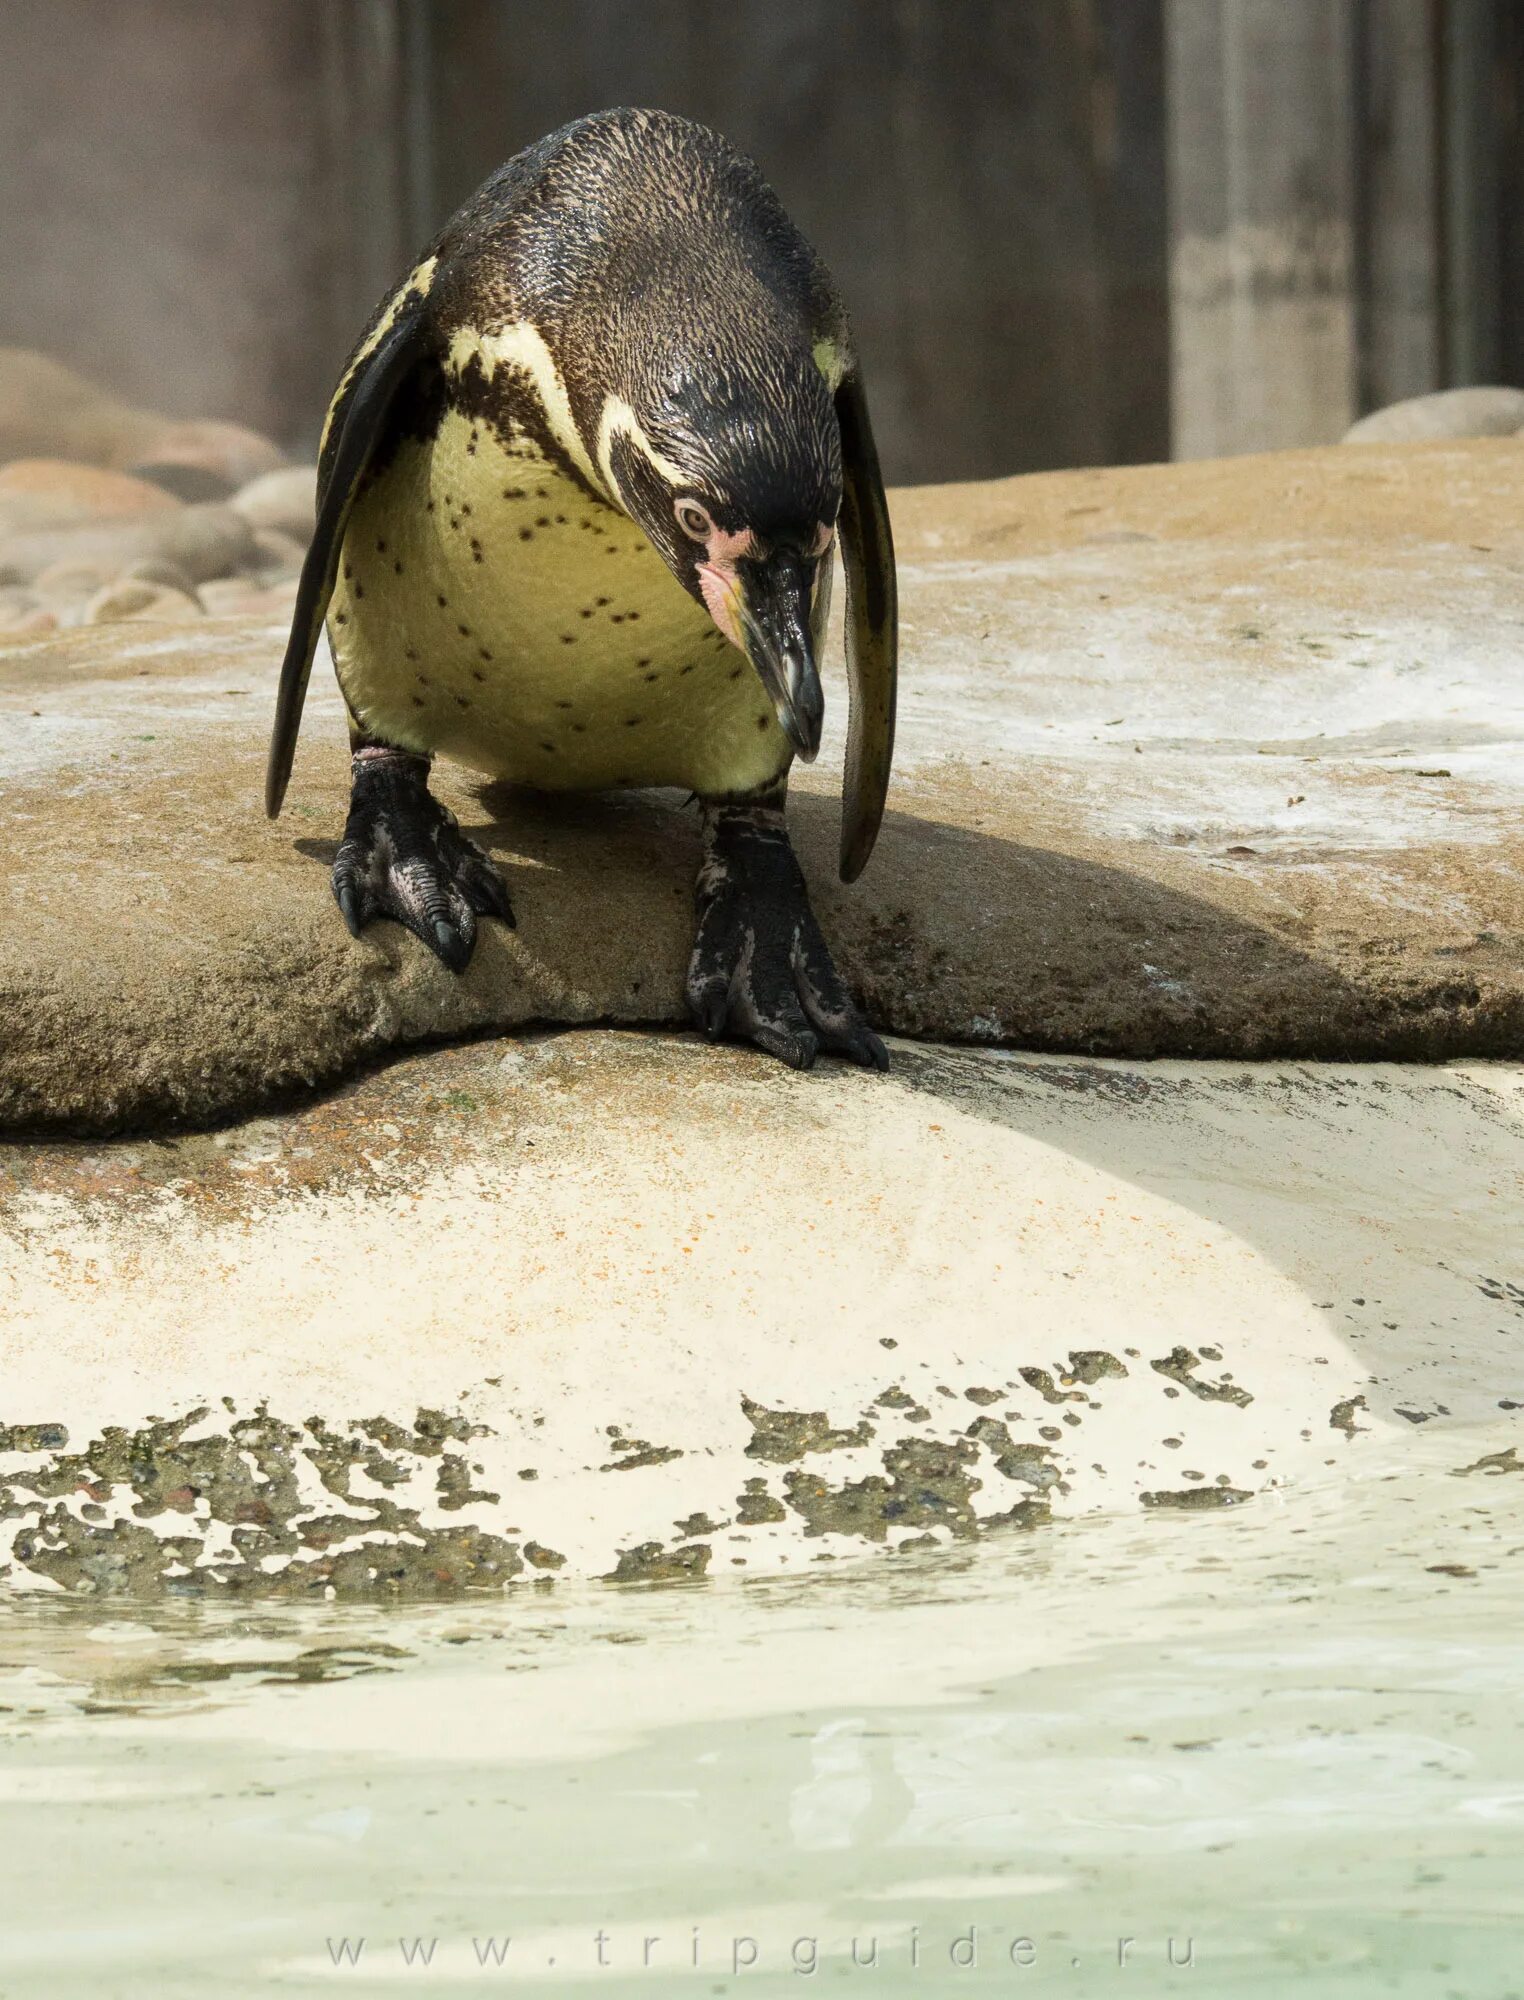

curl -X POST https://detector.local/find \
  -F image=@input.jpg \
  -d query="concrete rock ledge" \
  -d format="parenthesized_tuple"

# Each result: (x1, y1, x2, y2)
(0, 440, 1522, 1133)
(2, 1033, 1519, 1593)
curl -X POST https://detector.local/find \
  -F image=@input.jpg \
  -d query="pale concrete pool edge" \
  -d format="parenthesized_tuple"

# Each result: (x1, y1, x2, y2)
(2, 1032, 1518, 1594)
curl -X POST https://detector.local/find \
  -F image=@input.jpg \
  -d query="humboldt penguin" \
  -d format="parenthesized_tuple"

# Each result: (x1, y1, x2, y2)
(266, 107, 897, 1070)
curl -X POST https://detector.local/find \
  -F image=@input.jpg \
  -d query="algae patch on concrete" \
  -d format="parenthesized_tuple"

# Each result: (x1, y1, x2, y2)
(0, 1405, 526, 1597)
(1150, 1346, 1255, 1407)
(741, 1399, 876, 1464)
(1140, 1487, 1253, 1511)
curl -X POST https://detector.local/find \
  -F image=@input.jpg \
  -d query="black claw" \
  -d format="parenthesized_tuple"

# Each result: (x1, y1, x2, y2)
(430, 916, 471, 972)
(335, 880, 364, 937)
(687, 801, 884, 1073)
(330, 748, 512, 970)
(781, 1030, 820, 1071)
(700, 987, 729, 1039)
(477, 872, 517, 927)
(851, 1029, 892, 1072)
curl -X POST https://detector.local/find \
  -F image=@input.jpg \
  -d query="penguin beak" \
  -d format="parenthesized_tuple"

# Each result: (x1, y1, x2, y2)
(736, 550, 824, 762)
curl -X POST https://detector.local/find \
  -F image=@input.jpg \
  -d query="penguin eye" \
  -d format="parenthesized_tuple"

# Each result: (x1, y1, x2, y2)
(675, 499, 713, 543)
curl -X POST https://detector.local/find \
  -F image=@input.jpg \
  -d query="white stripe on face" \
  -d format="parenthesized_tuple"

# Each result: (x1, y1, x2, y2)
(595, 395, 691, 496)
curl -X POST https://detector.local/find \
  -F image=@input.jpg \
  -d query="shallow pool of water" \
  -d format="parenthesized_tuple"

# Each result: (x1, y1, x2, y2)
(1, 1439, 1520, 1997)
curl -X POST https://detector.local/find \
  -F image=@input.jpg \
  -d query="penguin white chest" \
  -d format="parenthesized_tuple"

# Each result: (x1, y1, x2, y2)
(328, 404, 791, 797)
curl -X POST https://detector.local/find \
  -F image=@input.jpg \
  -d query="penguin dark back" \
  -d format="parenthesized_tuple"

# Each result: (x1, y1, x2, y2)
(266, 107, 897, 1073)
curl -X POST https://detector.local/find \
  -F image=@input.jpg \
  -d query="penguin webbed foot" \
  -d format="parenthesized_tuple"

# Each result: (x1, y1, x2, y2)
(687, 802, 888, 1072)
(332, 746, 513, 972)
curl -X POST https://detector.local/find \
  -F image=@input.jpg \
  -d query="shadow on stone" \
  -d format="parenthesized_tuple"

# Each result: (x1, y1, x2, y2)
(458, 779, 1512, 1063)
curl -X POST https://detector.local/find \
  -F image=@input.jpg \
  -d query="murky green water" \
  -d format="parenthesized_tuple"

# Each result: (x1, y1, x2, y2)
(1, 1445, 1520, 1997)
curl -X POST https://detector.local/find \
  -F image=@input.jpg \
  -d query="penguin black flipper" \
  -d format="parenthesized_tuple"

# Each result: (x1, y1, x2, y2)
(835, 371, 898, 884)
(264, 303, 435, 819)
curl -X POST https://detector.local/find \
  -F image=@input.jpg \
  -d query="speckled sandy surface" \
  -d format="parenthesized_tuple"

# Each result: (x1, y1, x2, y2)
(1, 440, 1522, 1132)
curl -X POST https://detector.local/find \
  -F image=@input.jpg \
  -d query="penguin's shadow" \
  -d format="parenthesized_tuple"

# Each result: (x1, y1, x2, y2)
(293, 837, 342, 867)
(289, 783, 702, 912)
(290, 778, 1394, 1068)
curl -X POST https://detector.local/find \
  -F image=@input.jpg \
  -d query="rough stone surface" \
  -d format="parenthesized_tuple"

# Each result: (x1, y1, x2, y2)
(2, 1032, 1518, 1590)
(1, 439, 1522, 1133)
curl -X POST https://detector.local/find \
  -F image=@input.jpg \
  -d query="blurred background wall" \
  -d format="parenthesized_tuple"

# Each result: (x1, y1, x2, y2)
(0, 0, 1519, 484)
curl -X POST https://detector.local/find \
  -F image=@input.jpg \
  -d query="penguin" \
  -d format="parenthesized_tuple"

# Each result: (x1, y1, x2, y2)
(266, 107, 896, 1070)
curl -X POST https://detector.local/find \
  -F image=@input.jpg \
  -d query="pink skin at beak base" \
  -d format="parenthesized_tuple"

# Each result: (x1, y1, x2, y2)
(695, 523, 756, 647)
(694, 521, 835, 648)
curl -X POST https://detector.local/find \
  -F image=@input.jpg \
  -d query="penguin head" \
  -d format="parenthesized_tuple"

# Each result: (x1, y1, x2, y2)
(604, 355, 841, 761)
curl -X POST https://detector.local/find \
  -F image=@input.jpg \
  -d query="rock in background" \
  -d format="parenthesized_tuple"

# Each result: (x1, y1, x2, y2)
(0, 347, 314, 640)
(1343, 384, 1524, 444)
